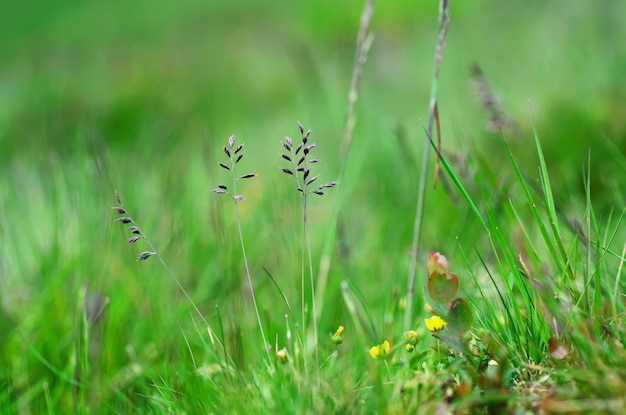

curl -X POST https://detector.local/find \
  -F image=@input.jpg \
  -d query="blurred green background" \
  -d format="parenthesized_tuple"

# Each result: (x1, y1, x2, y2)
(1, 0, 625, 411)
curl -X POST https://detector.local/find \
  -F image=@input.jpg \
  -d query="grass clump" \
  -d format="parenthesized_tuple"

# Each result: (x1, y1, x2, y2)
(1, 0, 626, 414)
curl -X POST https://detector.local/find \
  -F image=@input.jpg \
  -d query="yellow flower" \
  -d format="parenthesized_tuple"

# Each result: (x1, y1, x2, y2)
(276, 348, 288, 363)
(406, 343, 416, 353)
(335, 326, 344, 336)
(424, 315, 447, 333)
(369, 340, 390, 359)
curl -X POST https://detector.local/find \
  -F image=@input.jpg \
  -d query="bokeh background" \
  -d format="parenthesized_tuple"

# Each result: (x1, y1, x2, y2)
(1, 0, 625, 410)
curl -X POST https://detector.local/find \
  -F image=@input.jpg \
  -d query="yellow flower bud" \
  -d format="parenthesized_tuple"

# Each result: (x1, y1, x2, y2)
(276, 348, 288, 363)
(406, 330, 418, 346)
(331, 325, 344, 345)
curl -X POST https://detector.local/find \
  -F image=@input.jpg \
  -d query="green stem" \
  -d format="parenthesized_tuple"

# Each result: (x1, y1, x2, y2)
(404, 0, 450, 332)
(230, 155, 271, 363)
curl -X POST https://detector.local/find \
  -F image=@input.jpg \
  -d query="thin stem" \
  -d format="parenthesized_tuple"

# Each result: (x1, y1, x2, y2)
(315, 0, 374, 327)
(404, 0, 450, 332)
(230, 154, 271, 362)
(113, 193, 225, 355)
(405, 141, 431, 331)
(141, 233, 225, 352)
(293, 163, 308, 374)
(301, 197, 306, 350)
(341, 0, 375, 159)
(234, 200, 271, 362)
(613, 236, 626, 317)
(297, 144, 319, 367)
(302, 196, 319, 367)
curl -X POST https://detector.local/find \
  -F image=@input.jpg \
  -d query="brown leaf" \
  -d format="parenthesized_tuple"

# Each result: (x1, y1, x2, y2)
(548, 337, 568, 360)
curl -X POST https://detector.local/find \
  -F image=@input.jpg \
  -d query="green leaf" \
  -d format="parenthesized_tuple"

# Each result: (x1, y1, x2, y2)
(434, 332, 465, 354)
(426, 252, 458, 305)
(428, 271, 458, 305)
(445, 298, 473, 337)
(422, 285, 448, 316)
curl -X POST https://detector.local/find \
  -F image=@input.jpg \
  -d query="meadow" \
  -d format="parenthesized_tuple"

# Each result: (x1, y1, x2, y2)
(1, 0, 626, 413)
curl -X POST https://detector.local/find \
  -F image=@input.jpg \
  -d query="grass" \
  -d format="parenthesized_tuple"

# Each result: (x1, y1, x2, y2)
(1, 0, 626, 413)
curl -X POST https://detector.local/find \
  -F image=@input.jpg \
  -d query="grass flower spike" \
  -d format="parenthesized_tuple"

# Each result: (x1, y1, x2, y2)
(425, 315, 447, 333)
(369, 340, 390, 359)
(211, 135, 257, 200)
(280, 123, 337, 197)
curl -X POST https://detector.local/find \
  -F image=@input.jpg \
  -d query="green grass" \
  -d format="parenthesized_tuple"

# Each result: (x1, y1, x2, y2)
(1, 0, 626, 413)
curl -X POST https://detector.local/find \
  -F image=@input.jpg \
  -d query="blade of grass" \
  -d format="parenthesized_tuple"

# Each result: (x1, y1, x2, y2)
(430, 132, 557, 362)
(528, 105, 575, 286)
(340, 281, 370, 347)
(315, 0, 374, 327)
(503, 138, 580, 300)
(404, 0, 450, 332)
(457, 241, 506, 336)
(614, 236, 626, 317)
(583, 151, 602, 315)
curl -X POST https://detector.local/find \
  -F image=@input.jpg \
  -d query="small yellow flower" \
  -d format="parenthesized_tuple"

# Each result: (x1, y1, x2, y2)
(331, 325, 344, 345)
(424, 315, 447, 333)
(276, 348, 288, 363)
(406, 343, 415, 353)
(369, 340, 390, 359)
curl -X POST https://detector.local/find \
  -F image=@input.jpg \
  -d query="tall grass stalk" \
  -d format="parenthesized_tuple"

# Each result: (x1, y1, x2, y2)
(301, 174, 316, 365)
(614, 227, 626, 316)
(234, 188, 269, 358)
(315, 0, 374, 325)
(280, 126, 337, 368)
(212, 136, 271, 362)
(72, 284, 89, 412)
(404, 0, 450, 332)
